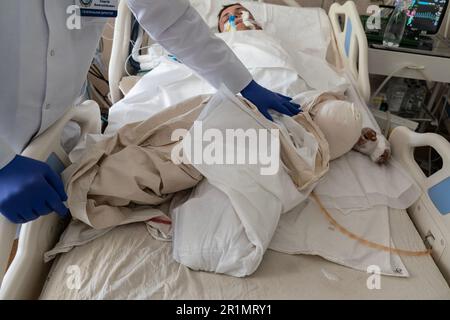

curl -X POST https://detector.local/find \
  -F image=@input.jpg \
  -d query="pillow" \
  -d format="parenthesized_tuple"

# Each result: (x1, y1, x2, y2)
(189, 0, 333, 59)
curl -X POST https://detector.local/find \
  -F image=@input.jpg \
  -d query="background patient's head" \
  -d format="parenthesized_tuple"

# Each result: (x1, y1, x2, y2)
(218, 3, 262, 32)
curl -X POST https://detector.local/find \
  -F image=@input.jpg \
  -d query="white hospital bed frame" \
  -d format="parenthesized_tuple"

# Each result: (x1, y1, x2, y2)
(0, 1, 449, 300)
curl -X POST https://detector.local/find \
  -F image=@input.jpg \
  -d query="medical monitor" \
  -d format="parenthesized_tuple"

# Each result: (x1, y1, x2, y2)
(406, 0, 449, 35)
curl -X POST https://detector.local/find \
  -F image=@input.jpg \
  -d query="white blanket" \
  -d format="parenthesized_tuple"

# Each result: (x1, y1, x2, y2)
(171, 88, 415, 278)
(172, 88, 316, 277)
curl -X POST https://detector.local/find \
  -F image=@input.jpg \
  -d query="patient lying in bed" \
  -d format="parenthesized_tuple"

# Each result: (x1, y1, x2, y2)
(217, 3, 390, 164)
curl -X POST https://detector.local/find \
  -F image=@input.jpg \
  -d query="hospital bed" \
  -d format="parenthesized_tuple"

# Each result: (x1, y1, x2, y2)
(1, 0, 450, 300)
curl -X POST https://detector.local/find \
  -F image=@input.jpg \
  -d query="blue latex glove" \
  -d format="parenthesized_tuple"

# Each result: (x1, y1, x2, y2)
(0, 155, 69, 224)
(241, 80, 301, 121)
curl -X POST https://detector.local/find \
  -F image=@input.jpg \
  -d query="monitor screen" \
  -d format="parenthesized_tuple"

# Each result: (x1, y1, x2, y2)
(406, 0, 449, 34)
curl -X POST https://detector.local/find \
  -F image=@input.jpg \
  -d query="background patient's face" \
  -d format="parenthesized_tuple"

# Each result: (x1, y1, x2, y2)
(219, 4, 261, 32)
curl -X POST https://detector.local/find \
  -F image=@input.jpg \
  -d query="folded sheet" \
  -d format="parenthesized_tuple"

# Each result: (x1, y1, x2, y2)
(172, 87, 328, 276)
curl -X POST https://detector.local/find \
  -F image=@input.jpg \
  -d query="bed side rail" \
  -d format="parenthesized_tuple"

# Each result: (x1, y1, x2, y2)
(329, 1, 370, 103)
(390, 126, 450, 284)
(109, 0, 133, 104)
(0, 101, 101, 300)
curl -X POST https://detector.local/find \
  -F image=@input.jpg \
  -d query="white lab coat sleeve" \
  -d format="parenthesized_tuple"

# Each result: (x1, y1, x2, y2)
(126, 0, 253, 94)
(0, 137, 16, 170)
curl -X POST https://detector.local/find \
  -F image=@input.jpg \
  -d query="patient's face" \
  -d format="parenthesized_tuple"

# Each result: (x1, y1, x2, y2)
(218, 4, 262, 32)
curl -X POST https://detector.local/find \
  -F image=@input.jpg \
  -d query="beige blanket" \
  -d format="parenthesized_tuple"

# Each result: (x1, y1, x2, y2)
(62, 93, 329, 231)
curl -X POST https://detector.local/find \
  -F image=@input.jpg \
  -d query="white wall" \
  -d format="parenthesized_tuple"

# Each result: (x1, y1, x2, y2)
(263, 0, 379, 13)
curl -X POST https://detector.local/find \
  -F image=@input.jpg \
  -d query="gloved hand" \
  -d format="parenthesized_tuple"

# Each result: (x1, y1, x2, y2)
(241, 80, 301, 121)
(0, 155, 69, 224)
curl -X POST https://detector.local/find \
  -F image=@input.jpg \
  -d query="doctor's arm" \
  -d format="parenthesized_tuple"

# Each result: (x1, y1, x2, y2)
(126, 0, 300, 120)
(0, 137, 68, 224)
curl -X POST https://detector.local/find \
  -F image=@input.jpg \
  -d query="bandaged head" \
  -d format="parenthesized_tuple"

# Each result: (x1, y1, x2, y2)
(311, 100, 363, 160)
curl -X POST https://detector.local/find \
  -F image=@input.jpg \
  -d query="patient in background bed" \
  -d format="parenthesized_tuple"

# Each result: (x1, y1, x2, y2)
(218, 3, 391, 164)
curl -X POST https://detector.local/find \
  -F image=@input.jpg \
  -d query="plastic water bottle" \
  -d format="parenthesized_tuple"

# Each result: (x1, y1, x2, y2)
(383, 0, 409, 48)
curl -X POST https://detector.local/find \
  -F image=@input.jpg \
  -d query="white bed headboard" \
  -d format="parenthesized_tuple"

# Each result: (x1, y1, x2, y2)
(109, 0, 133, 104)
(329, 1, 371, 102)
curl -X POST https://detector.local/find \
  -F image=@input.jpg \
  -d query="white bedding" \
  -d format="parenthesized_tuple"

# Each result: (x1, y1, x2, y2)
(40, 207, 450, 300)
(57, 24, 424, 278)
(52, 88, 419, 280)
(171, 88, 322, 277)
(172, 89, 415, 278)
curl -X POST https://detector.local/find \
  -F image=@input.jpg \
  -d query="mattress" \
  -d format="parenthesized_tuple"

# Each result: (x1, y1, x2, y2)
(40, 207, 450, 300)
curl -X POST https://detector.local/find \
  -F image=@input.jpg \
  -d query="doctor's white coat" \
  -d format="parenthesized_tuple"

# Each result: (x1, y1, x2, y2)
(0, 0, 252, 169)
